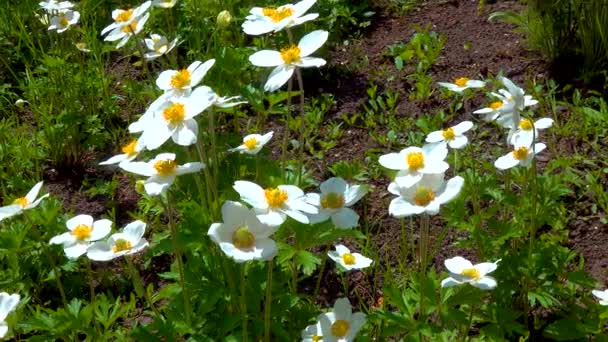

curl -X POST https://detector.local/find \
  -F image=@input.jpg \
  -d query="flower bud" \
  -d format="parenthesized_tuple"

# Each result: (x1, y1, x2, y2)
(216, 10, 232, 28)
(135, 180, 146, 194)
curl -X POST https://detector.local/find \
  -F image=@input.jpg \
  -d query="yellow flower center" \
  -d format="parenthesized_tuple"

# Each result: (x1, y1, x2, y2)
(72, 224, 93, 240)
(244, 137, 258, 150)
(170, 69, 191, 89)
(232, 226, 256, 250)
(519, 118, 533, 130)
(13, 197, 29, 208)
(264, 188, 288, 208)
(461, 268, 481, 280)
(442, 127, 456, 140)
(312, 336, 322, 342)
(153, 159, 177, 175)
(414, 186, 436, 206)
(512, 147, 529, 160)
(121, 20, 138, 34)
(116, 9, 133, 23)
(162, 103, 186, 125)
(59, 16, 69, 27)
(321, 192, 345, 210)
(330, 320, 350, 338)
(342, 253, 356, 265)
(262, 7, 294, 23)
(76, 42, 87, 50)
(121, 139, 138, 156)
(280, 45, 301, 64)
(112, 238, 132, 253)
(454, 77, 469, 87)
(406, 152, 425, 170)
(489, 101, 504, 110)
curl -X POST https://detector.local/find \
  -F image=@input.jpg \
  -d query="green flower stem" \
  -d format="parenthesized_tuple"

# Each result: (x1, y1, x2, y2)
(85, 259, 102, 335)
(208, 107, 220, 188)
(419, 214, 431, 271)
(187, 148, 211, 218)
(240, 264, 249, 342)
(195, 141, 219, 217)
(264, 260, 274, 342)
(313, 243, 332, 299)
(124, 256, 162, 319)
(461, 303, 476, 341)
(294, 68, 306, 186)
(281, 77, 294, 183)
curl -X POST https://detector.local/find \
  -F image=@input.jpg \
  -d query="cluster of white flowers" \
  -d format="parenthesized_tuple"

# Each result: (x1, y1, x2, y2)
(39, 0, 80, 33)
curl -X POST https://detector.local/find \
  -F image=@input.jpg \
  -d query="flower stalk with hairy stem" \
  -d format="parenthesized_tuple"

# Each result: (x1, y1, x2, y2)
(264, 260, 273, 342)
(240, 264, 249, 342)
(281, 77, 294, 182)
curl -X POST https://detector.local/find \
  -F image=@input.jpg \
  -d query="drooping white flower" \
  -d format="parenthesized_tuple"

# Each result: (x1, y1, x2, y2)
(301, 321, 324, 342)
(508, 117, 553, 146)
(144, 34, 179, 60)
(49, 215, 112, 259)
(592, 289, 608, 306)
(242, 0, 318, 35)
(305, 177, 367, 229)
(156, 60, 215, 97)
(425, 121, 474, 149)
(318, 297, 366, 342)
(101, 1, 151, 37)
(0, 292, 20, 339)
(48, 10, 79, 33)
(229, 131, 274, 155)
(99, 138, 145, 166)
(0, 181, 49, 222)
(249, 30, 328, 92)
(441, 256, 500, 290)
(378, 142, 449, 188)
(75, 42, 91, 52)
(208, 201, 278, 263)
(87, 220, 149, 261)
(437, 77, 485, 92)
(328, 244, 372, 271)
(233, 180, 318, 226)
(494, 142, 546, 170)
(39, 0, 74, 12)
(152, 0, 178, 8)
(120, 153, 204, 195)
(500, 76, 538, 113)
(388, 174, 463, 218)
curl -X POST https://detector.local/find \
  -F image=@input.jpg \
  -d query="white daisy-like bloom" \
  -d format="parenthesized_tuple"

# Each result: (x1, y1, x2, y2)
(473, 91, 516, 122)
(208, 201, 278, 263)
(87, 220, 149, 261)
(378, 142, 449, 188)
(75, 42, 91, 52)
(99, 138, 145, 166)
(494, 142, 546, 170)
(242, 0, 318, 36)
(318, 297, 366, 342)
(48, 10, 79, 33)
(39, 0, 74, 12)
(301, 321, 323, 342)
(152, 0, 178, 8)
(0, 181, 50, 222)
(305, 177, 367, 229)
(328, 244, 372, 271)
(233, 180, 319, 226)
(388, 173, 464, 218)
(508, 117, 553, 147)
(437, 77, 485, 93)
(139, 87, 213, 150)
(49, 215, 112, 259)
(156, 60, 215, 97)
(249, 30, 328, 92)
(120, 153, 204, 195)
(103, 12, 151, 49)
(441, 256, 500, 290)
(144, 34, 179, 60)
(229, 131, 274, 155)
(0, 292, 20, 339)
(592, 289, 608, 306)
(101, 1, 151, 37)
(128, 92, 173, 134)
(425, 121, 474, 149)
(500, 76, 538, 113)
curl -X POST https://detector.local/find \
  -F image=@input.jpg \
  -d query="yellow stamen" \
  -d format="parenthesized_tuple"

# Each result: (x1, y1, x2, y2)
(59, 16, 69, 27)
(330, 320, 350, 338)
(121, 20, 138, 34)
(321, 192, 345, 209)
(72, 224, 93, 240)
(262, 7, 294, 23)
(121, 139, 138, 156)
(414, 186, 436, 206)
(442, 127, 455, 140)
(406, 152, 424, 170)
(244, 137, 258, 150)
(13, 197, 29, 208)
(312, 336, 322, 342)
(512, 147, 529, 160)
(280, 45, 301, 64)
(519, 119, 533, 130)
(454, 77, 469, 87)
(264, 188, 288, 208)
(153, 159, 177, 175)
(116, 9, 134, 23)
(112, 238, 132, 253)
(489, 101, 503, 110)
(461, 268, 481, 280)
(170, 69, 191, 89)
(162, 103, 185, 125)
(342, 253, 356, 265)
(232, 226, 256, 250)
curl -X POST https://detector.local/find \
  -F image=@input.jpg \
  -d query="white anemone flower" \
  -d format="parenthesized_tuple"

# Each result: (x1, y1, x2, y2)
(592, 289, 608, 306)
(48, 10, 79, 33)
(103, 12, 150, 49)
(0, 292, 20, 339)
(301, 321, 324, 342)
(99, 138, 145, 166)
(508, 117, 553, 146)
(156, 60, 215, 97)
(500, 76, 538, 113)
(441, 256, 500, 290)
(437, 77, 485, 92)
(388, 174, 463, 218)
(144, 34, 179, 60)
(75, 42, 91, 52)
(208, 201, 278, 263)
(120, 153, 204, 195)
(101, 1, 151, 36)
(305, 177, 367, 229)
(233, 181, 318, 226)
(87, 220, 149, 261)
(328, 244, 372, 271)
(249, 30, 328, 92)
(0, 181, 49, 222)
(242, 0, 318, 35)
(152, 0, 178, 8)
(229, 131, 274, 155)
(379, 142, 448, 188)
(425, 121, 474, 149)
(139, 87, 213, 150)
(494, 142, 546, 170)
(49, 215, 112, 259)
(318, 297, 366, 342)
(39, 0, 74, 12)
(128, 92, 173, 134)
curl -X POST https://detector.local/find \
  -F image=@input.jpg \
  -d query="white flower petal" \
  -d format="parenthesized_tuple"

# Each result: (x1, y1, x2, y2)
(435, 176, 464, 205)
(66, 215, 93, 231)
(452, 121, 474, 134)
(494, 153, 519, 170)
(233, 181, 267, 210)
(297, 30, 328, 57)
(264, 65, 295, 92)
(472, 276, 497, 290)
(64, 243, 90, 259)
(389, 197, 424, 218)
(331, 208, 359, 229)
(249, 50, 284, 67)
(444, 256, 473, 274)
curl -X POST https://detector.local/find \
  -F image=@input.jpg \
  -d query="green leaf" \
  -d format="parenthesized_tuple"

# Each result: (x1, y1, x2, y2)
(295, 250, 321, 276)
